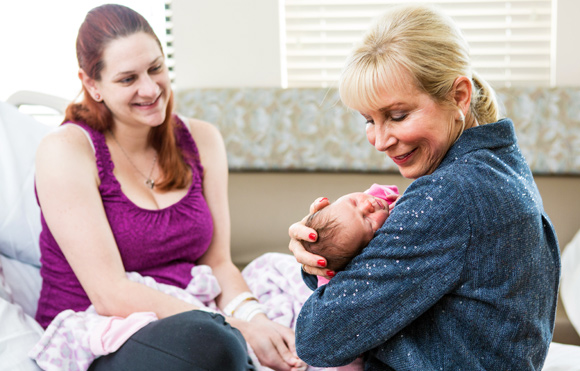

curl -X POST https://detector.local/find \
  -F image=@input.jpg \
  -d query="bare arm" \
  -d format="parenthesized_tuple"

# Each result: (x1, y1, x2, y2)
(186, 118, 305, 371)
(190, 118, 245, 307)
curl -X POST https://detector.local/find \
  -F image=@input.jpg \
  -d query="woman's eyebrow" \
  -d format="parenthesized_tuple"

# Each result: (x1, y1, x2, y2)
(113, 56, 164, 78)
(378, 102, 405, 114)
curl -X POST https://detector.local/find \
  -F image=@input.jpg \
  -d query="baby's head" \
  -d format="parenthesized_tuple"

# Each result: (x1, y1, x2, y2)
(303, 192, 390, 272)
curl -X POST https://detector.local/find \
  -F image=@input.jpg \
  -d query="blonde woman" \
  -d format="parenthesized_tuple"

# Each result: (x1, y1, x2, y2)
(289, 5, 560, 370)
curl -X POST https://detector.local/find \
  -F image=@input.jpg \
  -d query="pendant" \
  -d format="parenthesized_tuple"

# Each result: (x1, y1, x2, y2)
(145, 179, 155, 189)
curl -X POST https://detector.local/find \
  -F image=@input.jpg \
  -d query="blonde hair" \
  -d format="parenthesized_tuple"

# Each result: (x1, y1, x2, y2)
(339, 4, 500, 125)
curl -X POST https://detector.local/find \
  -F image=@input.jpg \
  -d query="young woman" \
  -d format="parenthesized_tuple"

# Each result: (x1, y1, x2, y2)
(35, 4, 304, 370)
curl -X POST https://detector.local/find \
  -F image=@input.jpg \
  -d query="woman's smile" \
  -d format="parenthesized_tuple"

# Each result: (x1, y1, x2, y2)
(391, 148, 417, 165)
(132, 93, 162, 109)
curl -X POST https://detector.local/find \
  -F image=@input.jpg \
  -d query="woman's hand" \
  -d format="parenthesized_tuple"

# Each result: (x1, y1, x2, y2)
(233, 314, 307, 371)
(288, 197, 335, 278)
(387, 193, 401, 212)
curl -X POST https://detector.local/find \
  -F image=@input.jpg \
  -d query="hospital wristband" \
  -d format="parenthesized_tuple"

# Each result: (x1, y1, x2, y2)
(233, 300, 266, 322)
(223, 292, 257, 316)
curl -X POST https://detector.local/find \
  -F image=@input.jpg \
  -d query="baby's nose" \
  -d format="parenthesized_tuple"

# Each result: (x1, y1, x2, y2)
(361, 199, 376, 214)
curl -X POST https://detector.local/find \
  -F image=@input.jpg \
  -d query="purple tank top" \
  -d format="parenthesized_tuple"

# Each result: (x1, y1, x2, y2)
(35, 116, 214, 328)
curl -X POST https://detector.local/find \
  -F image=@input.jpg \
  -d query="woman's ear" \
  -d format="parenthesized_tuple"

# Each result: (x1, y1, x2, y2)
(452, 76, 472, 117)
(78, 69, 101, 102)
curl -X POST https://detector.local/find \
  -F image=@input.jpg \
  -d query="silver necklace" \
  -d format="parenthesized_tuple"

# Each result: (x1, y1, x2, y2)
(109, 130, 157, 189)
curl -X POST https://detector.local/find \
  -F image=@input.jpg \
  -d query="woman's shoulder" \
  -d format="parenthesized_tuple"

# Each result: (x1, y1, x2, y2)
(36, 124, 98, 178)
(37, 124, 95, 159)
(179, 116, 225, 153)
(177, 116, 228, 177)
(399, 166, 481, 219)
(181, 116, 222, 140)
(406, 166, 470, 195)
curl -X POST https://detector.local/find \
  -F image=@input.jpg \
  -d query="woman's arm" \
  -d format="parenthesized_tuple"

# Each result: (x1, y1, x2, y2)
(294, 176, 470, 366)
(187, 118, 242, 306)
(186, 118, 305, 371)
(35, 126, 200, 319)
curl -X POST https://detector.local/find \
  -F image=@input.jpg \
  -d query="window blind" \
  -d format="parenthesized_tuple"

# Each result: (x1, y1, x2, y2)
(164, 0, 176, 84)
(285, 0, 552, 88)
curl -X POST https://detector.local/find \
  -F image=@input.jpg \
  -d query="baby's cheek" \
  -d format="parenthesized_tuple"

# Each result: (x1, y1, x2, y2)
(374, 215, 389, 232)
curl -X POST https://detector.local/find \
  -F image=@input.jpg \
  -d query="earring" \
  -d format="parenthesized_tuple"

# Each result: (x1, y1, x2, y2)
(458, 109, 465, 124)
(95, 93, 101, 102)
(458, 109, 466, 134)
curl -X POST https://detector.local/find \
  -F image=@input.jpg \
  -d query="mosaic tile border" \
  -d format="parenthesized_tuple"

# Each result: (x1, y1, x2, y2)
(175, 87, 580, 174)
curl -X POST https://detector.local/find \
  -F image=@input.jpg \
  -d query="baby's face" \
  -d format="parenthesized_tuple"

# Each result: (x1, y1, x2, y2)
(329, 192, 390, 248)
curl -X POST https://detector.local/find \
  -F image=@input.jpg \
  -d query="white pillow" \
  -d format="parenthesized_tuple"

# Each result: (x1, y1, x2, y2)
(561, 228, 580, 337)
(0, 255, 41, 319)
(0, 297, 43, 371)
(544, 342, 580, 371)
(0, 101, 52, 266)
(0, 260, 42, 371)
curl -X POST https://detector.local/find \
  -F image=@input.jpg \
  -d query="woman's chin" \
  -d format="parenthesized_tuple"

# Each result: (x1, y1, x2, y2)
(397, 166, 426, 180)
(139, 112, 167, 128)
(398, 167, 416, 179)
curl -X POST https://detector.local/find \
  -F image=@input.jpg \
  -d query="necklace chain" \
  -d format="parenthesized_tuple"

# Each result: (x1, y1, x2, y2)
(109, 130, 157, 189)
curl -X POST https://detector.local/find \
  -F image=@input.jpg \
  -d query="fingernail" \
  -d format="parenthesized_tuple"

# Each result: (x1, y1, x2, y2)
(319, 198, 328, 203)
(326, 271, 335, 277)
(317, 260, 326, 267)
(309, 233, 316, 241)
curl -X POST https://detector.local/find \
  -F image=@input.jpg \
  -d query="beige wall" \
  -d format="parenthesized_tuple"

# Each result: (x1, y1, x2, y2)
(228, 172, 580, 266)
(171, 0, 284, 88)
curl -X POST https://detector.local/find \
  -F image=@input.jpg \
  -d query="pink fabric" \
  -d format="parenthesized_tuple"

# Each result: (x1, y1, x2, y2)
(364, 183, 399, 205)
(90, 312, 158, 356)
(28, 308, 156, 371)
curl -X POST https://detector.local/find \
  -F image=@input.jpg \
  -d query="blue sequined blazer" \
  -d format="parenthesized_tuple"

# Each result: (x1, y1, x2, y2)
(297, 119, 561, 371)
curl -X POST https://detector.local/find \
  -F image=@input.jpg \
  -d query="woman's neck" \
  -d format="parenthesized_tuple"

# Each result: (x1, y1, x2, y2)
(464, 112, 479, 129)
(109, 124, 152, 154)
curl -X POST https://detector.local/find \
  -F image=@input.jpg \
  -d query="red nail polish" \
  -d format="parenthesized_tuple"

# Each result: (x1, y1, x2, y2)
(309, 233, 316, 241)
(326, 271, 335, 277)
(317, 260, 326, 267)
(319, 198, 328, 203)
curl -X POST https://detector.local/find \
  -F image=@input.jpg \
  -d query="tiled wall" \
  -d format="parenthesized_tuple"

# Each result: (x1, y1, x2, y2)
(176, 87, 580, 174)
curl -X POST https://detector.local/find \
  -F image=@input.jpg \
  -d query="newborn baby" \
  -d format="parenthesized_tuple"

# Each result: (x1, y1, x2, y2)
(303, 184, 399, 273)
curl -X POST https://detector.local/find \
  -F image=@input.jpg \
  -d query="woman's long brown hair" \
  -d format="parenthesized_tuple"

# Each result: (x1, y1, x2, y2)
(65, 4, 190, 190)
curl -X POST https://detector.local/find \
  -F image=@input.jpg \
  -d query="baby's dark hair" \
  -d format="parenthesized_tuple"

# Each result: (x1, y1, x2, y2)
(303, 208, 364, 272)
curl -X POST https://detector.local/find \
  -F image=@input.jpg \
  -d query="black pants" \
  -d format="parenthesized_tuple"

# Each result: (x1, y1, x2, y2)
(88, 310, 256, 371)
